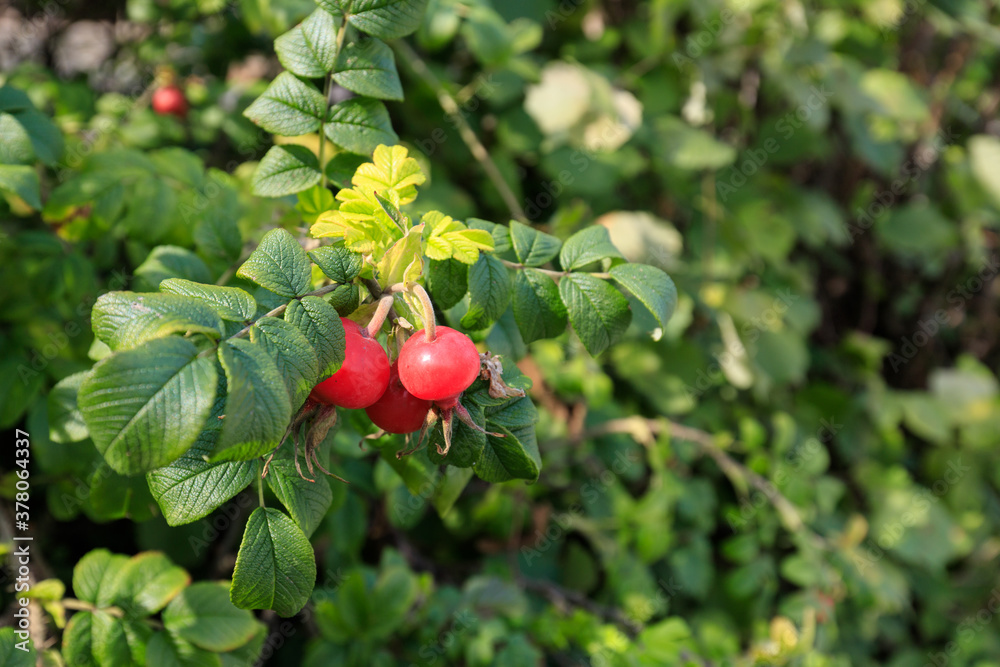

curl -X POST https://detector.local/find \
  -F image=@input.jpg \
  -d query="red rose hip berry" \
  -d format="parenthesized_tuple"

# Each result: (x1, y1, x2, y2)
(152, 85, 188, 119)
(310, 317, 390, 409)
(397, 326, 480, 406)
(365, 363, 432, 434)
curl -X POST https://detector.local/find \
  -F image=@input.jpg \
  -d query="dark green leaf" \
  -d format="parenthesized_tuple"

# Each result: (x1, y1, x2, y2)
(509, 220, 561, 267)
(92, 291, 224, 351)
(321, 0, 429, 40)
(558, 273, 631, 356)
(160, 279, 257, 322)
(512, 268, 567, 343)
(250, 316, 320, 409)
(461, 253, 510, 330)
(134, 245, 212, 290)
(473, 424, 540, 483)
(252, 145, 322, 197)
(163, 582, 259, 652)
(0, 163, 41, 209)
(231, 508, 316, 617)
(284, 295, 346, 379)
(559, 225, 625, 271)
(237, 228, 312, 298)
(427, 258, 468, 310)
(308, 244, 364, 283)
(0, 627, 35, 667)
(243, 72, 326, 136)
(609, 263, 678, 329)
(332, 37, 403, 101)
(325, 98, 398, 156)
(265, 438, 333, 537)
(427, 402, 487, 468)
(275, 8, 339, 78)
(78, 337, 218, 475)
(213, 338, 293, 461)
(145, 631, 221, 667)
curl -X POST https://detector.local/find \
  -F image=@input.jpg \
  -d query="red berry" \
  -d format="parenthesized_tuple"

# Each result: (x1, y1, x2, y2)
(397, 327, 480, 404)
(310, 318, 390, 409)
(365, 363, 432, 434)
(152, 85, 188, 118)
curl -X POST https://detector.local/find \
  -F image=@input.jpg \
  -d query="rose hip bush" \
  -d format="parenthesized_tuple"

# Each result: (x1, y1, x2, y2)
(2, 0, 999, 665)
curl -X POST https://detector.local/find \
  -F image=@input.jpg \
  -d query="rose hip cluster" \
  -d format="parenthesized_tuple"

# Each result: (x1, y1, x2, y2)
(308, 318, 482, 445)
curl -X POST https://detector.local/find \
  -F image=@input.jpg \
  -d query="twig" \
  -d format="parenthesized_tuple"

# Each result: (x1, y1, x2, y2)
(499, 258, 610, 280)
(393, 40, 527, 222)
(230, 282, 342, 339)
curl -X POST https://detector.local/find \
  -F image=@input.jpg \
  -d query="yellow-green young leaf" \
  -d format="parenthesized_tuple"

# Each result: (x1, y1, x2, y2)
(308, 244, 364, 283)
(444, 229, 494, 264)
(468, 218, 514, 257)
(325, 98, 398, 156)
(509, 220, 561, 267)
(231, 508, 316, 617)
(461, 253, 510, 330)
(163, 582, 259, 652)
(72, 549, 129, 607)
(351, 144, 426, 204)
(320, 0, 429, 40)
(78, 337, 218, 475)
(332, 36, 403, 101)
(212, 339, 293, 462)
(160, 279, 257, 322)
(145, 630, 220, 667)
(558, 273, 631, 356)
(243, 72, 326, 136)
(512, 268, 567, 343)
(284, 296, 346, 379)
(237, 228, 312, 298)
(609, 263, 678, 329)
(422, 211, 494, 263)
(92, 291, 224, 352)
(311, 188, 403, 253)
(48, 370, 89, 443)
(377, 227, 424, 288)
(252, 145, 322, 198)
(113, 552, 190, 617)
(250, 316, 320, 409)
(274, 8, 339, 79)
(427, 258, 468, 310)
(265, 437, 333, 537)
(559, 225, 625, 271)
(295, 184, 336, 225)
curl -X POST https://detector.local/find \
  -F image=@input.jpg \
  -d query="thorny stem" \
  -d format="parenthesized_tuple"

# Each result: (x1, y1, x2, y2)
(499, 258, 610, 281)
(367, 295, 396, 338)
(393, 40, 527, 222)
(410, 283, 437, 342)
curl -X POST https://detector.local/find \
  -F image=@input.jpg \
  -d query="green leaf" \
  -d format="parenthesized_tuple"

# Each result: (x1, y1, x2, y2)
(473, 424, 540, 483)
(134, 246, 213, 290)
(427, 258, 468, 310)
(63, 612, 96, 666)
(252, 144, 322, 197)
(609, 263, 677, 329)
(324, 152, 369, 188)
(160, 279, 257, 322)
(237, 228, 312, 298)
(275, 8, 339, 78)
(243, 72, 326, 136)
(321, 0, 429, 40)
(92, 291, 224, 352)
(332, 36, 403, 101)
(265, 438, 334, 537)
(509, 220, 561, 267)
(969, 134, 1000, 209)
(250, 316, 320, 408)
(0, 163, 41, 209)
(422, 211, 494, 263)
(114, 552, 190, 617)
(558, 225, 625, 271)
(558, 273, 631, 356)
(427, 402, 487, 467)
(0, 627, 35, 667)
(213, 339, 293, 462)
(231, 508, 317, 617)
(146, 398, 256, 526)
(351, 144, 425, 204)
(145, 631, 221, 667)
(163, 582, 259, 652)
(296, 184, 336, 225)
(325, 98, 398, 156)
(377, 227, 424, 288)
(655, 116, 736, 170)
(284, 296, 346, 379)
(431, 466, 474, 516)
(14, 107, 63, 165)
(72, 549, 129, 607)
(461, 253, 510, 330)
(512, 268, 567, 343)
(468, 218, 514, 257)
(48, 371, 90, 443)
(91, 610, 131, 667)
(308, 244, 364, 283)
(78, 337, 218, 475)
(120, 177, 177, 244)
